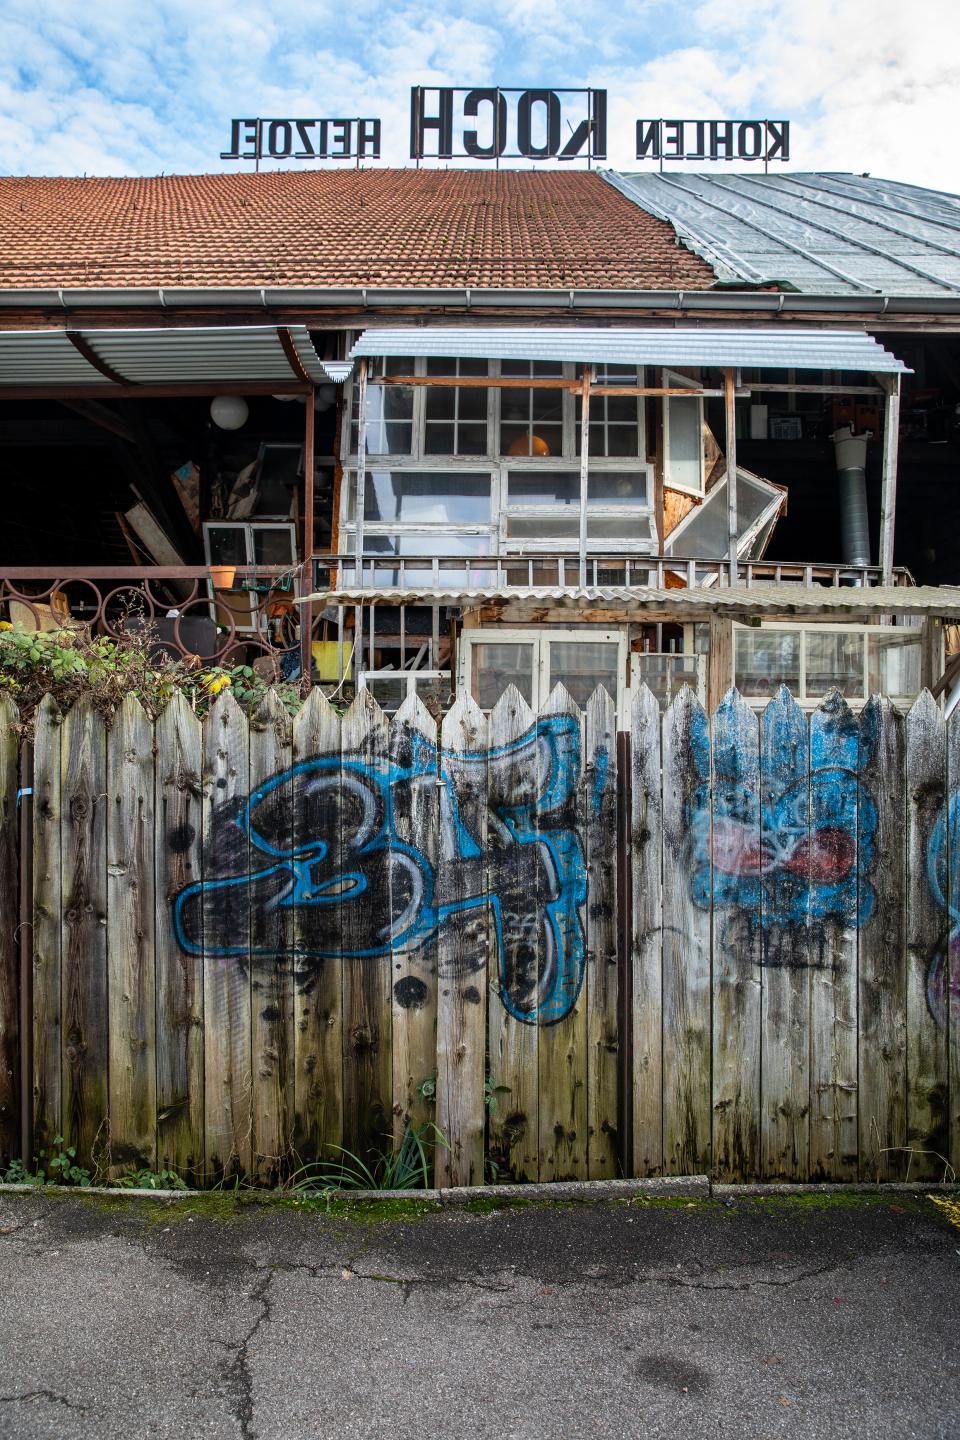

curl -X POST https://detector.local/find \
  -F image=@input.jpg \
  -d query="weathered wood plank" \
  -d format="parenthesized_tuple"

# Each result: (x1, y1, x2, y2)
(585, 685, 618, 1180)
(291, 688, 343, 1167)
(155, 692, 204, 1185)
(106, 695, 156, 1173)
(858, 696, 908, 1181)
(537, 685, 587, 1182)
(947, 706, 960, 1177)
(340, 688, 392, 1163)
(661, 687, 712, 1175)
(904, 691, 948, 1180)
(808, 693, 860, 1181)
(201, 691, 252, 1183)
(630, 684, 663, 1178)
(60, 698, 109, 1173)
(389, 695, 439, 1154)
(487, 686, 539, 1182)
(760, 688, 810, 1180)
(710, 689, 761, 1182)
(248, 690, 294, 1186)
(436, 693, 489, 1188)
(0, 695, 19, 1168)
(32, 696, 62, 1158)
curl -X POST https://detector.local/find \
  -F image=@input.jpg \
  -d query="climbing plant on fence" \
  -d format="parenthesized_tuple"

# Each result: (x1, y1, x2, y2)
(0, 682, 957, 1186)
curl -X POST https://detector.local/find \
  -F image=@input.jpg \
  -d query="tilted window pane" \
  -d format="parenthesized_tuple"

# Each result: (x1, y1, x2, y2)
(805, 631, 865, 698)
(548, 641, 620, 708)
(735, 629, 800, 698)
(252, 528, 295, 566)
(868, 631, 922, 697)
(207, 527, 248, 566)
(472, 642, 535, 709)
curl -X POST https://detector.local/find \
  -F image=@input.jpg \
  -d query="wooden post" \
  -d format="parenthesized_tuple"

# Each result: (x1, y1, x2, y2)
(724, 368, 738, 586)
(354, 358, 368, 588)
(300, 383, 316, 683)
(879, 374, 901, 585)
(578, 368, 592, 588)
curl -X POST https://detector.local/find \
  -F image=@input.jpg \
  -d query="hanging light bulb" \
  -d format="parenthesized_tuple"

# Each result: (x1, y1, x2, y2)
(210, 395, 249, 430)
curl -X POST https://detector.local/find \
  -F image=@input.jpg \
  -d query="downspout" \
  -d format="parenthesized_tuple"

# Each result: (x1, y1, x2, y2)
(831, 425, 872, 567)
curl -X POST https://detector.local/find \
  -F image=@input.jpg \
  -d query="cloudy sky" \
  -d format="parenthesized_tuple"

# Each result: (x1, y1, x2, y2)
(1, 0, 958, 189)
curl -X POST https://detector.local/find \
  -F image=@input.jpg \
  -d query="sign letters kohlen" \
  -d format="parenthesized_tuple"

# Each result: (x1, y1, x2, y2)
(635, 118, 790, 162)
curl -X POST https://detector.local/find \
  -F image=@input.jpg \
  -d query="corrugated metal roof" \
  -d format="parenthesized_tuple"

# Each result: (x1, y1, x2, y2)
(349, 326, 908, 373)
(604, 172, 960, 297)
(0, 324, 327, 387)
(305, 584, 959, 618)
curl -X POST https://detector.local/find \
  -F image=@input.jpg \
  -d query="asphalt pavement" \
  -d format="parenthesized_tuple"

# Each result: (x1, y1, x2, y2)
(0, 1187, 957, 1439)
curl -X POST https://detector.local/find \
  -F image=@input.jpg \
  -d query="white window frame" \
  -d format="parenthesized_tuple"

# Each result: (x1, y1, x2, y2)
(664, 467, 785, 577)
(457, 627, 628, 715)
(732, 621, 925, 711)
(202, 520, 297, 632)
(662, 368, 705, 498)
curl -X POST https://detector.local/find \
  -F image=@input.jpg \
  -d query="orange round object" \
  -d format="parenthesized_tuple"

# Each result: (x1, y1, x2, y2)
(507, 433, 551, 457)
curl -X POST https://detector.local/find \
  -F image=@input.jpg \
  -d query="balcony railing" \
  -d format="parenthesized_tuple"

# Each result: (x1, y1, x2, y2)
(311, 554, 915, 593)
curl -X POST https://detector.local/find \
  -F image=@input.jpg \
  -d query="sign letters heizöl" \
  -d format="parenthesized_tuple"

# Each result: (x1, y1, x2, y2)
(221, 117, 382, 162)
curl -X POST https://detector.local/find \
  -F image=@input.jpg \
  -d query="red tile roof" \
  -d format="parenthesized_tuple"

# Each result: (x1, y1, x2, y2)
(0, 169, 716, 291)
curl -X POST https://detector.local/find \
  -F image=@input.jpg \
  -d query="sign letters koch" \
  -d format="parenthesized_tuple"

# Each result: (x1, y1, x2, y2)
(635, 119, 790, 162)
(410, 87, 607, 161)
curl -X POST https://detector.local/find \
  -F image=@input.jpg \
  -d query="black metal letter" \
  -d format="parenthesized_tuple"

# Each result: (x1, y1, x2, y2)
(410, 86, 454, 159)
(294, 120, 316, 159)
(709, 120, 734, 159)
(517, 89, 561, 158)
(764, 120, 789, 161)
(358, 119, 381, 159)
(220, 119, 242, 160)
(636, 120, 660, 159)
(662, 120, 683, 158)
(462, 89, 507, 158)
(738, 121, 763, 159)
(267, 120, 293, 158)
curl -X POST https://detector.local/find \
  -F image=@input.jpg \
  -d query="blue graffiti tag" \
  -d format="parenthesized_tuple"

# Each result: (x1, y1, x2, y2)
(173, 714, 586, 1026)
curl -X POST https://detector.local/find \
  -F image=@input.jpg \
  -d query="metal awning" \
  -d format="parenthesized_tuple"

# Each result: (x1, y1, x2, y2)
(349, 326, 909, 374)
(302, 584, 958, 620)
(0, 324, 330, 391)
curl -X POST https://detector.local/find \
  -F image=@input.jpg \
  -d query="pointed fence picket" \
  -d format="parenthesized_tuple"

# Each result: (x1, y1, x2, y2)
(5, 681, 960, 1187)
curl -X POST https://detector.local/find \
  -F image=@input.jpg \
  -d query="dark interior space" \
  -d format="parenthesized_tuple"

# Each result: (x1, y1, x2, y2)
(719, 332, 960, 585)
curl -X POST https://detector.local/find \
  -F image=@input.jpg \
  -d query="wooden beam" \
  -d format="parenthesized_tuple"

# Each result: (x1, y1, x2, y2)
(279, 327, 312, 384)
(60, 399, 136, 444)
(879, 373, 901, 584)
(0, 381, 312, 401)
(301, 384, 316, 681)
(578, 368, 591, 587)
(354, 357, 368, 587)
(65, 331, 132, 386)
(724, 368, 738, 586)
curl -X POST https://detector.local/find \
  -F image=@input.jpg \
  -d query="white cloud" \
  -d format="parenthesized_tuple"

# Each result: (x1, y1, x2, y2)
(0, 0, 957, 189)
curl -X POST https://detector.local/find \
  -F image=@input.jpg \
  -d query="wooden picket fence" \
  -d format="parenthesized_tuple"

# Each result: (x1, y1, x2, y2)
(0, 682, 957, 1187)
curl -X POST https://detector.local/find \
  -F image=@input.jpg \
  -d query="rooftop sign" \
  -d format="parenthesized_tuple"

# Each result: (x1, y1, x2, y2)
(221, 118, 381, 163)
(409, 87, 606, 162)
(636, 119, 790, 163)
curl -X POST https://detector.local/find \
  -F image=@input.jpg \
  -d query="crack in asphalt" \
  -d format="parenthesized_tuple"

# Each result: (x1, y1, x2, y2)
(223, 1270, 274, 1440)
(0, 1389, 88, 1413)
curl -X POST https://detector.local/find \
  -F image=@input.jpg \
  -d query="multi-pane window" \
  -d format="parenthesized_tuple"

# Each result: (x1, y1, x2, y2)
(733, 623, 923, 709)
(459, 629, 627, 713)
(575, 365, 645, 456)
(424, 356, 489, 455)
(499, 359, 565, 458)
(340, 352, 655, 562)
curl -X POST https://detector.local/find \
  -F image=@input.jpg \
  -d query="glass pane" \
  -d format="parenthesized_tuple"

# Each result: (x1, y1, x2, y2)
(207, 527, 247, 566)
(508, 471, 580, 506)
(423, 424, 455, 455)
(353, 385, 414, 456)
(380, 356, 416, 376)
(586, 516, 653, 539)
(360, 532, 491, 557)
(359, 471, 491, 525)
(666, 394, 702, 492)
(457, 424, 487, 456)
(503, 424, 562, 458)
(424, 388, 455, 420)
(364, 677, 407, 712)
(868, 631, 922, 698)
(805, 631, 865, 698)
(426, 356, 488, 378)
(588, 471, 647, 506)
(459, 388, 487, 421)
(506, 515, 580, 539)
(735, 629, 801, 699)
(472, 642, 535, 709)
(548, 641, 619, 708)
(252, 527, 295, 566)
(665, 474, 778, 560)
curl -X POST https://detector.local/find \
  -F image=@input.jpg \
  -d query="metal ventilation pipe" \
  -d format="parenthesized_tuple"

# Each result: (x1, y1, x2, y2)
(831, 426, 871, 567)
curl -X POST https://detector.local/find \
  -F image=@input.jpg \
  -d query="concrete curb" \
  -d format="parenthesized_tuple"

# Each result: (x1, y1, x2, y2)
(1, 1175, 956, 1204)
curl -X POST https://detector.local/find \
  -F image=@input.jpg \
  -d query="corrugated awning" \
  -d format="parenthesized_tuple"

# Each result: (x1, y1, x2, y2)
(349, 326, 910, 374)
(0, 324, 330, 390)
(303, 584, 958, 619)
